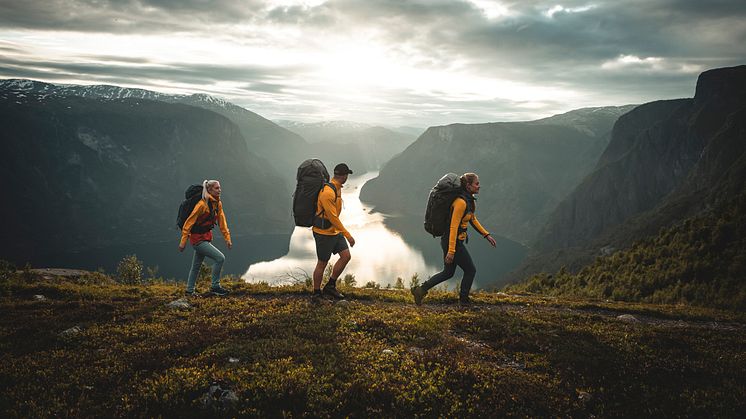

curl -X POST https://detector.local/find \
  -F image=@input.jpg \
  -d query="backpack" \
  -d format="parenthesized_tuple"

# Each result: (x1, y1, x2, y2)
(424, 173, 467, 237)
(293, 159, 335, 227)
(176, 184, 216, 233)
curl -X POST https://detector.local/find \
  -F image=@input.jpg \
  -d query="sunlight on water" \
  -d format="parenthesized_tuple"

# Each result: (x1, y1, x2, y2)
(244, 172, 438, 286)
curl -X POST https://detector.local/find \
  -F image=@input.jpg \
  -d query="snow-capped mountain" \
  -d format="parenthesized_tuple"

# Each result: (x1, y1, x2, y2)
(1, 78, 309, 185)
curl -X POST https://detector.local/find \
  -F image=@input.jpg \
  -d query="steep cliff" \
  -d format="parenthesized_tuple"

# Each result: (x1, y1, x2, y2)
(0, 90, 292, 262)
(360, 106, 634, 244)
(512, 65, 746, 281)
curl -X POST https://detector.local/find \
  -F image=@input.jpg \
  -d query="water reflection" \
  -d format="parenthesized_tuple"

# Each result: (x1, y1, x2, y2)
(244, 172, 439, 286)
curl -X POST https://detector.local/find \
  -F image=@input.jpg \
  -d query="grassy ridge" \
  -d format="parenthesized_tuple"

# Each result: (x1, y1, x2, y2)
(1, 271, 745, 417)
(509, 193, 746, 310)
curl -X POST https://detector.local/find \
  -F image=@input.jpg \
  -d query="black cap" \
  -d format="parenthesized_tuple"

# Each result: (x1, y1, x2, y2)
(334, 163, 353, 175)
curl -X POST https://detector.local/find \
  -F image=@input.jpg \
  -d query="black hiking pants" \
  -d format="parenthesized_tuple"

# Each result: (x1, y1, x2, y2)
(421, 235, 476, 298)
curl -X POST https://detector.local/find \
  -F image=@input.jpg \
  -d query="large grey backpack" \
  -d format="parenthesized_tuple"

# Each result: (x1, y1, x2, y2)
(424, 173, 465, 237)
(293, 159, 331, 227)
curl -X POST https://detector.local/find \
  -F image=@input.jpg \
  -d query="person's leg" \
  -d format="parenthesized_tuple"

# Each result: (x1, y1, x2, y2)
(420, 236, 458, 292)
(322, 240, 352, 300)
(313, 232, 333, 293)
(330, 248, 351, 281)
(312, 259, 328, 291)
(186, 245, 206, 293)
(453, 243, 476, 300)
(195, 241, 226, 289)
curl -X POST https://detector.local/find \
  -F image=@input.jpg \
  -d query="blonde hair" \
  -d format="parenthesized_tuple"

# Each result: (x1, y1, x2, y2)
(460, 173, 478, 189)
(202, 179, 220, 201)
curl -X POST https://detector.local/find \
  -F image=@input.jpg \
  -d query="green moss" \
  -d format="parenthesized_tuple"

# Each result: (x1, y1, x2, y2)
(0, 271, 744, 417)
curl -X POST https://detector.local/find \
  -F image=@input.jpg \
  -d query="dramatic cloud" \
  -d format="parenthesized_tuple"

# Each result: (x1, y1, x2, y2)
(1, 0, 744, 126)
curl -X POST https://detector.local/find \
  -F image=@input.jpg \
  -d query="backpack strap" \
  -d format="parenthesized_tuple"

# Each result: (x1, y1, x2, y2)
(313, 182, 338, 228)
(191, 199, 218, 233)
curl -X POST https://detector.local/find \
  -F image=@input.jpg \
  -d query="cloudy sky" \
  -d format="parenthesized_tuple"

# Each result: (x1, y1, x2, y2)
(1, 0, 744, 127)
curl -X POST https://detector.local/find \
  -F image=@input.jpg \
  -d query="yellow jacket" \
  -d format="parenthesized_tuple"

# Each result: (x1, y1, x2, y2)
(179, 195, 231, 247)
(447, 196, 489, 255)
(312, 179, 351, 239)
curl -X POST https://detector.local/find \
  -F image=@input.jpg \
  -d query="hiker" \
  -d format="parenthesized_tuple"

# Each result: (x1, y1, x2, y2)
(311, 163, 356, 302)
(412, 173, 496, 306)
(178, 179, 232, 296)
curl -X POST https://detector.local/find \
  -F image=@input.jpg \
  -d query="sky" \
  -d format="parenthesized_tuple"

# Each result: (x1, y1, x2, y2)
(1, 0, 745, 127)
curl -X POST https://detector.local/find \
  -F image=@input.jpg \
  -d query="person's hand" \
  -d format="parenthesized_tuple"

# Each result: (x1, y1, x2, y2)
(445, 252, 455, 264)
(178, 243, 186, 252)
(227, 241, 233, 250)
(486, 234, 497, 247)
(347, 236, 356, 247)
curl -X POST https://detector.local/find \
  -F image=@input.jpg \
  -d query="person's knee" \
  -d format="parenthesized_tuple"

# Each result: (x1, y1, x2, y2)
(214, 252, 226, 264)
(339, 251, 351, 263)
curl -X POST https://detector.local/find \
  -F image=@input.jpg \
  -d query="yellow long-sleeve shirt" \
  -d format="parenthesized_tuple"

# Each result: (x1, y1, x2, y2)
(311, 179, 351, 239)
(179, 195, 231, 247)
(447, 196, 489, 255)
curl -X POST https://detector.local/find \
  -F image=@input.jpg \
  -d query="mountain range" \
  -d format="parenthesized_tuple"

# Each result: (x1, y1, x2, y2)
(0, 79, 293, 265)
(360, 105, 635, 245)
(509, 65, 746, 299)
(276, 120, 417, 172)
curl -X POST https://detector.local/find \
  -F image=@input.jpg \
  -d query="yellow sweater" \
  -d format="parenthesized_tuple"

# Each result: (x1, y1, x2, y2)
(179, 195, 231, 247)
(447, 196, 489, 255)
(312, 179, 351, 239)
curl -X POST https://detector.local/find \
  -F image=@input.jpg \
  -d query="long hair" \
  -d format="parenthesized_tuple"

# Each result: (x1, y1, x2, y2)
(460, 173, 478, 189)
(202, 179, 219, 201)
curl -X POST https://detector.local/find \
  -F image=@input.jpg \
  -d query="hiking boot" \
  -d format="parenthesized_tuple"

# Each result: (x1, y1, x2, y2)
(458, 296, 473, 308)
(322, 283, 345, 300)
(310, 292, 326, 305)
(209, 286, 230, 296)
(411, 286, 427, 305)
(185, 289, 197, 297)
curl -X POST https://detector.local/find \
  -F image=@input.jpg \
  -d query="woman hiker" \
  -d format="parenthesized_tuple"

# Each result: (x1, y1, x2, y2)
(178, 179, 232, 296)
(411, 173, 497, 306)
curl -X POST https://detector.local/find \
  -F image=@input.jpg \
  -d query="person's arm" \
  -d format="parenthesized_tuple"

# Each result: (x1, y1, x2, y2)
(179, 200, 206, 249)
(447, 198, 467, 255)
(217, 201, 232, 249)
(470, 214, 489, 237)
(319, 187, 351, 239)
(470, 214, 496, 247)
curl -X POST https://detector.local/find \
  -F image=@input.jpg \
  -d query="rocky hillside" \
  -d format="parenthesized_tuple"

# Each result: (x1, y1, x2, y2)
(0, 89, 292, 262)
(513, 65, 746, 280)
(360, 106, 635, 244)
(0, 79, 309, 185)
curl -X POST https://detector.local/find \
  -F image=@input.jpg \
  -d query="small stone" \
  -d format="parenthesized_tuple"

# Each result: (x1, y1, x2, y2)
(616, 314, 639, 323)
(228, 357, 240, 363)
(32, 294, 46, 301)
(59, 326, 81, 338)
(407, 347, 424, 356)
(335, 299, 350, 307)
(496, 292, 508, 297)
(220, 390, 239, 404)
(382, 349, 395, 355)
(578, 391, 592, 402)
(167, 298, 191, 309)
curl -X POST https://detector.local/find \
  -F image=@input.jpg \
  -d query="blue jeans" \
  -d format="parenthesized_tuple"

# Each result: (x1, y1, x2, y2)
(186, 241, 225, 292)
(421, 235, 476, 298)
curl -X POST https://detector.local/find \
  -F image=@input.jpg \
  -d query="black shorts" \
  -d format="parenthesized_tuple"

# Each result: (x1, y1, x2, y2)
(313, 232, 349, 262)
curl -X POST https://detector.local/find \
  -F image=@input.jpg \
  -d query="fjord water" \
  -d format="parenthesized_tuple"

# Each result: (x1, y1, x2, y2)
(244, 172, 527, 289)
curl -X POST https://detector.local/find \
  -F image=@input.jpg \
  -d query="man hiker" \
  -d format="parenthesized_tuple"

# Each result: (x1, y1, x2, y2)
(311, 163, 356, 303)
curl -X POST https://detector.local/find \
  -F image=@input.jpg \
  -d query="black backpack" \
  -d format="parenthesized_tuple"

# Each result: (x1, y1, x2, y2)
(424, 173, 467, 237)
(293, 159, 335, 227)
(176, 184, 216, 233)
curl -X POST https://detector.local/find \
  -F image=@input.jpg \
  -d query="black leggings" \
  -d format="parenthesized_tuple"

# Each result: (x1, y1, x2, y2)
(421, 235, 476, 297)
